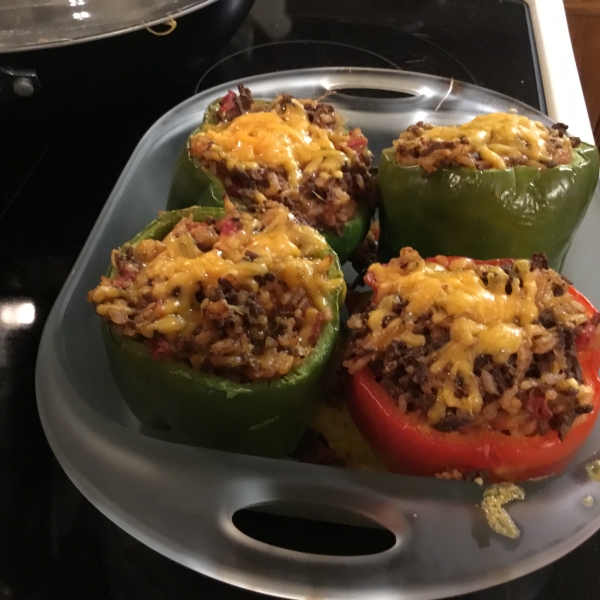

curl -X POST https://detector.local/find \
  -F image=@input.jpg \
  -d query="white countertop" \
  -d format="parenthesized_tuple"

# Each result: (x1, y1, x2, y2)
(528, 0, 593, 140)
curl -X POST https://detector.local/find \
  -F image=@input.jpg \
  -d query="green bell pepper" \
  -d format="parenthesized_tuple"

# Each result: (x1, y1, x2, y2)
(100, 206, 344, 458)
(167, 96, 373, 264)
(377, 143, 599, 271)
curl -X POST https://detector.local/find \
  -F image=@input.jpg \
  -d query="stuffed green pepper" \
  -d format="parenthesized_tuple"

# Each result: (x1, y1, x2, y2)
(378, 113, 599, 270)
(87, 200, 345, 457)
(167, 84, 376, 264)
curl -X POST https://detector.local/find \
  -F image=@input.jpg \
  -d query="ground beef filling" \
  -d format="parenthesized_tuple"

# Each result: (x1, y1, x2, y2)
(147, 272, 322, 382)
(345, 250, 598, 439)
(394, 115, 581, 174)
(88, 205, 337, 382)
(189, 85, 375, 236)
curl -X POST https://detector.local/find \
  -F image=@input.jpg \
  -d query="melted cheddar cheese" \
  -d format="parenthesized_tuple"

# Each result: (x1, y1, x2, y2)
(190, 99, 352, 189)
(90, 202, 345, 340)
(359, 250, 547, 419)
(395, 112, 572, 169)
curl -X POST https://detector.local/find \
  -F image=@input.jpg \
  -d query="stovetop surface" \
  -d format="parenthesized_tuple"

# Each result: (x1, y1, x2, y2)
(198, 0, 544, 107)
(2, 1, 599, 598)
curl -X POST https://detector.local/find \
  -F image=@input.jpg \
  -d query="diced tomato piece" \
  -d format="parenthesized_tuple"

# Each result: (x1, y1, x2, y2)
(525, 390, 553, 422)
(219, 90, 237, 115)
(147, 338, 173, 361)
(347, 130, 368, 151)
(118, 269, 137, 281)
(219, 218, 240, 236)
(309, 312, 324, 346)
(364, 269, 378, 291)
(577, 320, 597, 352)
(113, 269, 137, 288)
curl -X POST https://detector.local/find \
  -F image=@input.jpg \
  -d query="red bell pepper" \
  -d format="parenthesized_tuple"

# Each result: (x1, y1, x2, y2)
(348, 258, 600, 482)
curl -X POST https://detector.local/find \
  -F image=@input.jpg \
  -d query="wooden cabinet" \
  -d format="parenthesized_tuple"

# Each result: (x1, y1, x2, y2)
(564, 0, 600, 145)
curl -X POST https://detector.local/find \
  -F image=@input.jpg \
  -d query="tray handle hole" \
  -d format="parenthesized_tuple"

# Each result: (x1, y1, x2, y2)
(332, 88, 416, 99)
(232, 502, 396, 556)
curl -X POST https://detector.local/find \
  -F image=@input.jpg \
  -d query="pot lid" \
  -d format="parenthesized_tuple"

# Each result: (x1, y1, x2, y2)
(0, 0, 218, 53)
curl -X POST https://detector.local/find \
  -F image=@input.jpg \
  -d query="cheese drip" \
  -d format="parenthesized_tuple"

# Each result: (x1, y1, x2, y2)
(396, 112, 570, 168)
(365, 251, 540, 418)
(194, 101, 350, 189)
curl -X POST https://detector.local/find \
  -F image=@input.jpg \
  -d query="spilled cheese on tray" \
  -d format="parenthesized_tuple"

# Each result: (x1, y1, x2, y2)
(481, 482, 525, 539)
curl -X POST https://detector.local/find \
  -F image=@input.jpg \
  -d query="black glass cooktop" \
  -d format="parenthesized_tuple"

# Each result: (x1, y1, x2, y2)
(4, 2, 599, 600)
(197, 0, 543, 109)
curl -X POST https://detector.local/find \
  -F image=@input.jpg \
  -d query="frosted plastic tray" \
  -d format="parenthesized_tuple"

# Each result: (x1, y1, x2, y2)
(36, 67, 600, 600)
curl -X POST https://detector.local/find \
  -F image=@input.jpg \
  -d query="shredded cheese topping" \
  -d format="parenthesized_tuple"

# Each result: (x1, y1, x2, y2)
(190, 99, 353, 189)
(395, 112, 574, 169)
(357, 249, 589, 423)
(89, 202, 345, 339)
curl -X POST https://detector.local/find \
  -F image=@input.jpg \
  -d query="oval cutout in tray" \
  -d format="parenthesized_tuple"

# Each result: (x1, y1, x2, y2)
(36, 67, 600, 600)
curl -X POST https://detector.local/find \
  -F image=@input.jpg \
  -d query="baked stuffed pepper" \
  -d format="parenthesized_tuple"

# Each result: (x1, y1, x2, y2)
(87, 201, 345, 457)
(344, 248, 600, 482)
(167, 84, 375, 264)
(378, 113, 599, 270)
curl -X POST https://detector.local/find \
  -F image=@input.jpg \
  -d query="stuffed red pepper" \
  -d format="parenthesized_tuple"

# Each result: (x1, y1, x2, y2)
(344, 248, 600, 482)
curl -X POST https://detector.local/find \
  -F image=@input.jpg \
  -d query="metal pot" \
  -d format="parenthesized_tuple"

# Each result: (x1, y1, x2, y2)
(0, 0, 254, 104)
